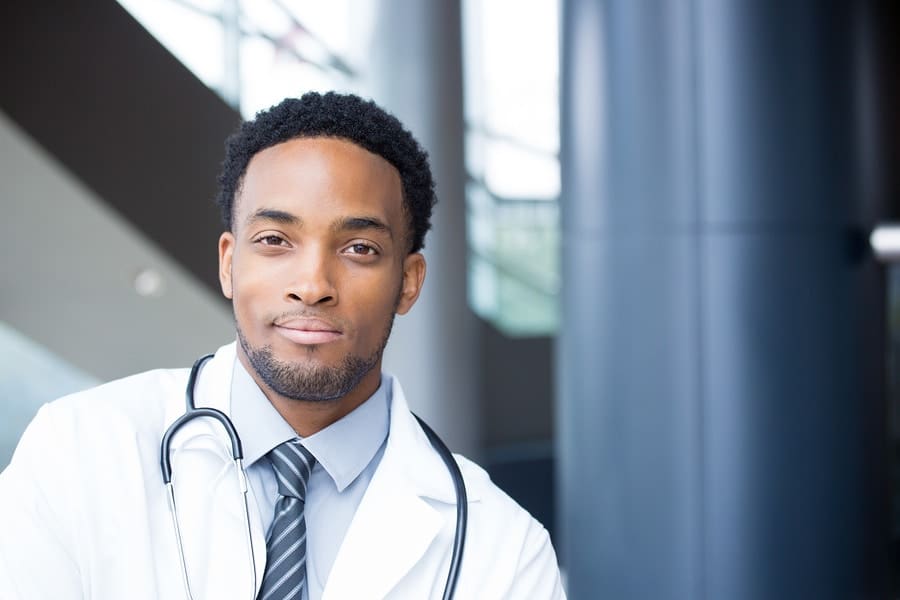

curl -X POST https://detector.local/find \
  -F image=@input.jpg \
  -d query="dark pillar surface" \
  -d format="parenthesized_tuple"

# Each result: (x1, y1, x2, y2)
(558, 1, 889, 598)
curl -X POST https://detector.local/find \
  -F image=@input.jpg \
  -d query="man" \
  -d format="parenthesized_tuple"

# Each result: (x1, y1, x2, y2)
(0, 92, 565, 599)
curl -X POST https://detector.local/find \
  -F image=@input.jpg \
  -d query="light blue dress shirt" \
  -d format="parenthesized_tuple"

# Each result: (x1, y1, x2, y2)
(229, 359, 390, 600)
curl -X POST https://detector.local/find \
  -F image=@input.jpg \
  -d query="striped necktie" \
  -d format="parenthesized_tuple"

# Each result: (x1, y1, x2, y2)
(258, 439, 316, 600)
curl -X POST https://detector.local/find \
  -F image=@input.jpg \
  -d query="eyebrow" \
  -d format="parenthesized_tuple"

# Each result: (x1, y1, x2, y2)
(331, 216, 393, 240)
(245, 208, 300, 227)
(245, 209, 393, 240)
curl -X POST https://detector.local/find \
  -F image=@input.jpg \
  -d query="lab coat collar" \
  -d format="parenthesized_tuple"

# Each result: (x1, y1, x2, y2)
(382, 377, 483, 504)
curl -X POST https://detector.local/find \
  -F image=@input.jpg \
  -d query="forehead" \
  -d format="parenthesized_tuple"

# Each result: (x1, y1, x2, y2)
(235, 137, 404, 227)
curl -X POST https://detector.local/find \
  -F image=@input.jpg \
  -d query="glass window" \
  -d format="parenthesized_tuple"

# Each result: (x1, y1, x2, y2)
(116, 0, 361, 118)
(462, 0, 560, 336)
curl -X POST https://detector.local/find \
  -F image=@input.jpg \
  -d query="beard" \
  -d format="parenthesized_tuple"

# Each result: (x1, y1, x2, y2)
(236, 308, 396, 403)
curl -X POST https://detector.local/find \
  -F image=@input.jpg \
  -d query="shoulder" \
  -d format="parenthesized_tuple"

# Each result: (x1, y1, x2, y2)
(455, 452, 549, 540)
(32, 367, 189, 441)
(382, 376, 550, 536)
(450, 454, 566, 598)
(2, 366, 191, 506)
(58, 366, 188, 405)
(347, 375, 566, 596)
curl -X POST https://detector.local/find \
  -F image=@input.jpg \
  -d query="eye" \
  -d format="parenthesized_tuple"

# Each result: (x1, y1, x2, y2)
(345, 243, 378, 256)
(255, 234, 287, 247)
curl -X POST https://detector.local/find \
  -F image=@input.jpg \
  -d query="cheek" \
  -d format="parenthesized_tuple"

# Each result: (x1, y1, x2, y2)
(362, 283, 403, 326)
(230, 265, 275, 320)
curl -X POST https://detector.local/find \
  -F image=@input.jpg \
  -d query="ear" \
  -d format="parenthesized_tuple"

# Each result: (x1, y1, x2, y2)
(396, 252, 426, 315)
(218, 231, 235, 300)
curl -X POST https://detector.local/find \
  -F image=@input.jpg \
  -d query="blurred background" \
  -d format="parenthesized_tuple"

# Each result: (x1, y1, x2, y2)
(1, 0, 898, 597)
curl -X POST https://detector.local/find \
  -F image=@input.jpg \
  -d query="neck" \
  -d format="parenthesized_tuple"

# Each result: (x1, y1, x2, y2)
(237, 351, 382, 437)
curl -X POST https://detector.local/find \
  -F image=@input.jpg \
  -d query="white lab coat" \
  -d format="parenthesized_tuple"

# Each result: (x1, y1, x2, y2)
(0, 343, 565, 599)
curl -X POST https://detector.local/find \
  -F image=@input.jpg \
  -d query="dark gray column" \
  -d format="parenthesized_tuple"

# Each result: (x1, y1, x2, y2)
(559, 2, 703, 597)
(558, 1, 888, 598)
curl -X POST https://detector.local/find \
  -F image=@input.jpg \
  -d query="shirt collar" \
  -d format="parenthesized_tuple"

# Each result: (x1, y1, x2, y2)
(229, 357, 390, 492)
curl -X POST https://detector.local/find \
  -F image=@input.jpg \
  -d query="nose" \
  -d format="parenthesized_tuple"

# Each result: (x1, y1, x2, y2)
(284, 246, 337, 306)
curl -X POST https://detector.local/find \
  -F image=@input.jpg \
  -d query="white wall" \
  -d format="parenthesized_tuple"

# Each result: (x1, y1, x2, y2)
(0, 109, 233, 383)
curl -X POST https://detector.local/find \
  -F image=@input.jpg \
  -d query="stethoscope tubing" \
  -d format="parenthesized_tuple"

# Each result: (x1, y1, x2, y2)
(414, 415, 468, 600)
(160, 354, 257, 599)
(160, 354, 467, 600)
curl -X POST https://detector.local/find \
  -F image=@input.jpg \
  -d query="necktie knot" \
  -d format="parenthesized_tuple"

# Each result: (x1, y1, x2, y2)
(268, 439, 316, 500)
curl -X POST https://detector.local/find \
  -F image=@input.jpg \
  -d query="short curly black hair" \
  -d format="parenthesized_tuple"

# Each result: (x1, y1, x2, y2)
(215, 92, 436, 253)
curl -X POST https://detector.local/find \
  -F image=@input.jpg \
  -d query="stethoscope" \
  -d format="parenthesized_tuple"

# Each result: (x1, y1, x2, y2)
(160, 354, 467, 600)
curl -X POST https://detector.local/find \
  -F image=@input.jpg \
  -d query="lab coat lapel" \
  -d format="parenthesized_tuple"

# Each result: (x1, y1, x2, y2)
(322, 379, 466, 600)
(321, 449, 443, 600)
(163, 343, 267, 598)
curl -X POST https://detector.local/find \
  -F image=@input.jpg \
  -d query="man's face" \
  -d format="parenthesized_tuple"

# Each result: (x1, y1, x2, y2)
(218, 137, 425, 403)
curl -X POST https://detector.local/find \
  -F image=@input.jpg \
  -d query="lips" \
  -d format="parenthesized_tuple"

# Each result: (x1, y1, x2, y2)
(273, 316, 343, 345)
